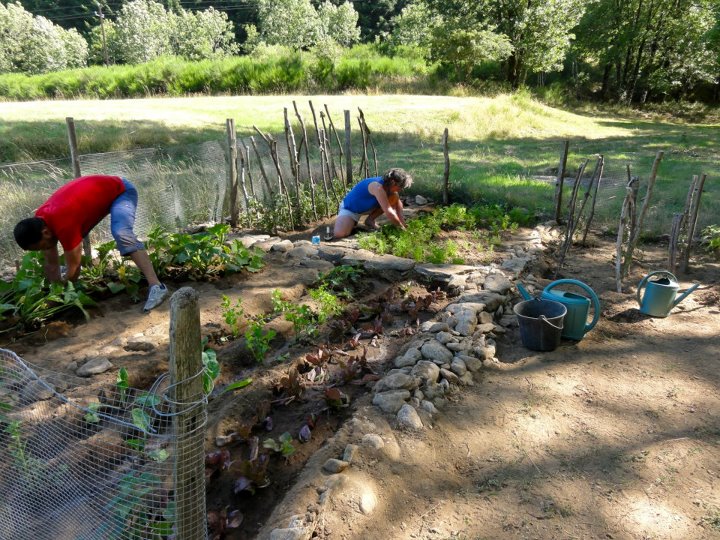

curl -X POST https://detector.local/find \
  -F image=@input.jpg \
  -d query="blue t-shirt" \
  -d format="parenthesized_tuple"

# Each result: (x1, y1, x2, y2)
(342, 177, 383, 214)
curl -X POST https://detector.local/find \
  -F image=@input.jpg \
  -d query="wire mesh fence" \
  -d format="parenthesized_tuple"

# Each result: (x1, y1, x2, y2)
(0, 348, 207, 540)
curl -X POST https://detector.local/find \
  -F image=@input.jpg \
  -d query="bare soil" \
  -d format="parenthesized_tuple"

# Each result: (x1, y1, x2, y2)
(2, 227, 719, 540)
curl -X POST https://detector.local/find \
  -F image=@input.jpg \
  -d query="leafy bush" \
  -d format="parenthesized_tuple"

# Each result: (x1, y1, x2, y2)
(0, 252, 96, 331)
(701, 225, 720, 257)
(358, 203, 527, 263)
(146, 223, 264, 280)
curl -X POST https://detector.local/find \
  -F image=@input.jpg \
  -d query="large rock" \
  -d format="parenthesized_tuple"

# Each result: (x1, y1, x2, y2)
(454, 308, 477, 336)
(340, 249, 415, 276)
(420, 341, 453, 364)
(396, 404, 423, 430)
(372, 390, 411, 414)
(411, 361, 440, 384)
(77, 357, 113, 377)
(451, 291, 506, 312)
(483, 272, 514, 294)
(374, 373, 420, 393)
(394, 347, 422, 368)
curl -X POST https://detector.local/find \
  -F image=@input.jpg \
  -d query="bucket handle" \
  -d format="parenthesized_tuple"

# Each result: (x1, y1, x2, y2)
(539, 315, 564, 331)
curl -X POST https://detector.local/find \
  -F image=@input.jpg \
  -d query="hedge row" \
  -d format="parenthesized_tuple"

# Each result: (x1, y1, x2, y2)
(0, 46, 431, 101)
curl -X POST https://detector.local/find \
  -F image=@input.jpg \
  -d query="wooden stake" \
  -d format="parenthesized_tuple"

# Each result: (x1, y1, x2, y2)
(622, 151, 664, 279)
(442, 128, 450, 205)
(357, 117, 369, 179)
(66, 117, 92, 260)
(581, 155, 604, 245)
(253, 126, 294, 230)
(226, 119, 239, 227)
(616, 176, 639, 292)
(573, 155, 602, 243)
(243, 143, 255, 198)
(309, 100, 331, 215)
(249, 136, 273, 198)
(680, 173, 707, 272)
(556, 159, 589, 275)
(293, 101, 318, 221)
(554, 140, 570, 224)
(237, 147, 251, 226)
(344, 110, 352, 186)
(324, 104, 345, 184)
(358, 108, 378, 176)
(169, 287, 206, 540)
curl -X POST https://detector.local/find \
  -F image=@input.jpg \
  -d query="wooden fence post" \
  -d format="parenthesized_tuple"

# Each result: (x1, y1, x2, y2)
(344, 110, 352, 186)
(66, 117, 92, 260)
(169, 287, 206, 540)
(680, 173, 707, 273)
(554, 140, 570, 224)
(226, 119, 239, 227)
(442, 128, 450, 205)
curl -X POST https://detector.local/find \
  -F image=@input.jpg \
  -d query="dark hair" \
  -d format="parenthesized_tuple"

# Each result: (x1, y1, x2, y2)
(383, 168, 413, 190)
(14, 217, 46, 250)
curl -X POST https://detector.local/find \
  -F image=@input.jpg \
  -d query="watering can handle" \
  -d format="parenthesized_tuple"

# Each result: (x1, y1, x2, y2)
(539, 315, 564, 331)
(636, 270, 678, 307)
(543, 279, 601, 333)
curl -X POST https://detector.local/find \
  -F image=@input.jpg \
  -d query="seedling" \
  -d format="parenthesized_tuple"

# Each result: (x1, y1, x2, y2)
(202, 337, 220, 394)
(221, 295, 244, 338)
(245, 318, 275, 362)
(263, 432, 296, 459)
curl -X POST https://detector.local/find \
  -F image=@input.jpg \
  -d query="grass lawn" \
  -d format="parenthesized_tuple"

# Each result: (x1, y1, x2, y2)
(1, 93, 717, 236)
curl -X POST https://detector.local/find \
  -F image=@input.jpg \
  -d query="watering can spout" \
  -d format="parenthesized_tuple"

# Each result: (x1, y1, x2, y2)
(516, 282, 533, 301)
(672, 283, 700, 308)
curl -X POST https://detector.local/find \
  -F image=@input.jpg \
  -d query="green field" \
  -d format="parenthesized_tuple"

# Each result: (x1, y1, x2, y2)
(1, 93, 718, 238)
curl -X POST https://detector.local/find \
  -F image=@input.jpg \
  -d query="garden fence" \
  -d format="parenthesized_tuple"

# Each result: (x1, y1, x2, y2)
(0, 347, 207, 539)
(0, 128, 714, 269)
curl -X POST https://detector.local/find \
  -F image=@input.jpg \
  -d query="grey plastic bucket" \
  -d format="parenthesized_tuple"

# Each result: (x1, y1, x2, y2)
(513, 298, 567, 352)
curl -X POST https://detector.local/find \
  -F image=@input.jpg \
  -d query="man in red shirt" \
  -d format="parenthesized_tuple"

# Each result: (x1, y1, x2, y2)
(13, 175, 168, 312)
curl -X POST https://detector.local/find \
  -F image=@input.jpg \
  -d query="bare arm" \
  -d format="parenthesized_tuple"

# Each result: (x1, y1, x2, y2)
(63, 244, 83, 282)
(42, 244, 62, 283)
(368, 182, 406, 229)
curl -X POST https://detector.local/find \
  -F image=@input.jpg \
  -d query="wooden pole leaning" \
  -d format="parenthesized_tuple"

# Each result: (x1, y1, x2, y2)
(169, 287, 206, 540)
(66, 117, 92, 261)
(554, 140, 570, 224)
(344, 110, 352, 186)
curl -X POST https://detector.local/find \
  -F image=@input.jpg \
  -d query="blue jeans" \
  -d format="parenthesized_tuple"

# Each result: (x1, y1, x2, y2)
(110, 179, 145, 256)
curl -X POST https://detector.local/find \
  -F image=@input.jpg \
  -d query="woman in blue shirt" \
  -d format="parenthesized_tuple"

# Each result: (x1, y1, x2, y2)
(333, 168, 413, 239)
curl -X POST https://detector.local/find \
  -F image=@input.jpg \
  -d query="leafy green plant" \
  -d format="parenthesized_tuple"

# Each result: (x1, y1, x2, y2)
(245, 318, 276, 362)
(0, 252, 96, 331)
(116, 367, 130, 404)
(272, 290, 321, 340)
(202, 337, 220, 394)
(701, 225, 720, 257)
(263, 432, 296, 459)
(105, 471, 174, 540)
(314, 264, 366, 299)
(308, 285, 343, 323)
(221, 295, 244, 338)
(146, 224, 264, 280)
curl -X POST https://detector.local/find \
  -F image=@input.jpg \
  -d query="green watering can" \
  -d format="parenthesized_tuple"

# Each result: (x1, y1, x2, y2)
(517, 279, 601, 341)
(637, 271, 699, 318)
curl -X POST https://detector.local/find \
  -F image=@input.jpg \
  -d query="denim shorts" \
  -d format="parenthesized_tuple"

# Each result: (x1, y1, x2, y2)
(110, 179, 145, 256)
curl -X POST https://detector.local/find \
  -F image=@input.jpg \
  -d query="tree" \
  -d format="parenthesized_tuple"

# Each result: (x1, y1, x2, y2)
(574, 0, 719, 102)
(109, 0, 173, 64)
(257, 0, 320, 49)
(388, 1, 442, 52)
(171, 7, 239, 60)
(316, 1, 360, 47)
(430, 24, 513, 82)
(0, 2, 88, 74)
(425, 0, 587, 87)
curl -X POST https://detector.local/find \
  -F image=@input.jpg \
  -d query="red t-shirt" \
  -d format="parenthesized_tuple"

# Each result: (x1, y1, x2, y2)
(35, 175, 126, 251)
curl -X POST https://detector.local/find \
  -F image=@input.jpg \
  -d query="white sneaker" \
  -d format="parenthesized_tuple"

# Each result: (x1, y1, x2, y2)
(143, 284, 168, 312)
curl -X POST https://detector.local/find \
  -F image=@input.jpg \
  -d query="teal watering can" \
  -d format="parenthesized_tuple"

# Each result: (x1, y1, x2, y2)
(517, 279, 601, 341)
(637, 271, 699, 318)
